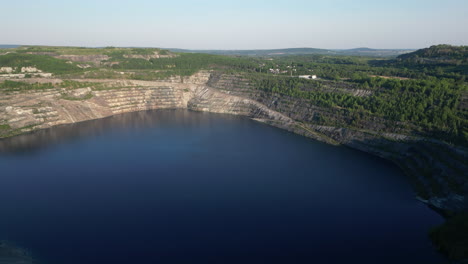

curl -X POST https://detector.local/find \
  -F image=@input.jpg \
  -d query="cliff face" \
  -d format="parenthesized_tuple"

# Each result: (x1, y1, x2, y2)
(0, 71, 466, 212)
(0, 72, 294, 140)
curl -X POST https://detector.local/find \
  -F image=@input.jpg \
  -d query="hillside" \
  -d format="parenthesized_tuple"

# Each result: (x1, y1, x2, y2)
(1, 45, 414, 58)
(397, 44, 468, 65)
(168, 47, 335, 56)
(337, 47, 414, 57)
(169, 47, 414, 57)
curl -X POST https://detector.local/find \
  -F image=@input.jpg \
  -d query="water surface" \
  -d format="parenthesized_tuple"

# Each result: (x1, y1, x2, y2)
(0, 110, 443, 264)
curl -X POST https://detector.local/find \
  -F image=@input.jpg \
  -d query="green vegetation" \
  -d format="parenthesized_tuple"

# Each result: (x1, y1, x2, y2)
(250, 74, 467, 144)
(430, 213, 468, 261)
(0, 80, 100, 93)
(14, 45, 167, 56)
(0, 53, 81, 74)
(60, 92, 93, 101)
(82, 69, 124, 79)
(398, 44, 468, 64)
(111, 53, 258, 77)
(0, 124, 11, 130)
(60, 80, 95, 89)
(0, 124, 38, 138)
(380, 45, 468, 81)
(0, 80, 54, 91)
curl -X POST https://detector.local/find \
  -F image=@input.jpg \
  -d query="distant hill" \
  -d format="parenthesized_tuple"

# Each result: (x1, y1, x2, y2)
(0, 45, 20, 49)
(168, 48, 335, 56)
(397, 44, 468, 65)
(346, 47, 376, 51)
(335, 47, 414, 57)
(168, 47, 414, 57)
(1, 45, 414, 58)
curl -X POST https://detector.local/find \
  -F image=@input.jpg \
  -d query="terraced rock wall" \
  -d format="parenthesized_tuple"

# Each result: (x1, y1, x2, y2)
(0, 72, 292, 139)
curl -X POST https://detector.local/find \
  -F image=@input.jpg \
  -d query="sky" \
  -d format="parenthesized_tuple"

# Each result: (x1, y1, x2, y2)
(2, 0, 467, 50)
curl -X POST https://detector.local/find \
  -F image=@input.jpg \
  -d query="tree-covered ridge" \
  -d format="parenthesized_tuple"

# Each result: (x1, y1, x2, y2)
(397, 44, 468, 65)
(249, 73, 467, 144)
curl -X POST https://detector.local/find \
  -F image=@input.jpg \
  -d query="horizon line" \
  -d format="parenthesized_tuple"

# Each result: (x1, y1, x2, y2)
(0, 43, 439, 51)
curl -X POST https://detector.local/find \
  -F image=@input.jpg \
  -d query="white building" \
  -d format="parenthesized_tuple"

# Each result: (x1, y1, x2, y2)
(299, 75, 317, 79)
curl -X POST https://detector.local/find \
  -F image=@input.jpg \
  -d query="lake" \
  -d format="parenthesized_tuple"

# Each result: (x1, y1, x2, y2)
(0, 109, 443, 264)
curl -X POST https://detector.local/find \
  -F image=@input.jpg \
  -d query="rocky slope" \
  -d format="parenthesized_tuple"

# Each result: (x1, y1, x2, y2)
(0, 71, 467, 212)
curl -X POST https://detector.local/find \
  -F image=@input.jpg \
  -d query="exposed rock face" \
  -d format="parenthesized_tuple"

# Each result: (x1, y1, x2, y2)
(0, 72, 290, 134)
(21, 67, 41, 73)
(0, 67, 14, 73)
(55, 55, 110, 65)
(0, 71, 466, 212)
(77, 64, 92, 69)
(123, 53, 177, 60)
(0, 73, 52, 79)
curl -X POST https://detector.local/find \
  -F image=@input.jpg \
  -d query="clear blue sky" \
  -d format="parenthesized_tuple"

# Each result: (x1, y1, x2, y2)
(2, 0, 467, 49)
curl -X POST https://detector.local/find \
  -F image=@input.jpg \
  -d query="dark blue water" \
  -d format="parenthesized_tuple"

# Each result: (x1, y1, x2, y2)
(0, 110, 443, 264)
